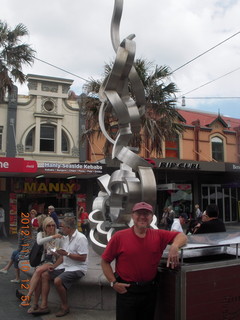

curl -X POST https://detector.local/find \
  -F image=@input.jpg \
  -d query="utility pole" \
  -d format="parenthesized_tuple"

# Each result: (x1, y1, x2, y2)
(6, 85, 18, 157)
(78, 84, 90, 162)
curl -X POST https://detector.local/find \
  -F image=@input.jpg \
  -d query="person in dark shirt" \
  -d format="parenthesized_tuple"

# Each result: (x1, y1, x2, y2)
(47, 205, 60, 229)
(194, 204, 226, 234)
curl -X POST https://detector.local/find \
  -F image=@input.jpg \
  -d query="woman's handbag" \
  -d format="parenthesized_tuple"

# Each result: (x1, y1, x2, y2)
(29, 241, 43, 267)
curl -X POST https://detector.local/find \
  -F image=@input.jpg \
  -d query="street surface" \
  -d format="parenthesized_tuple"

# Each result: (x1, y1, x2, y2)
(0, 236, 115, 320)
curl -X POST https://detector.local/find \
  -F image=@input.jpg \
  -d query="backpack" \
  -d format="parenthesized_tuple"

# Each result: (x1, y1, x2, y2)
(29, 241, 43, 267)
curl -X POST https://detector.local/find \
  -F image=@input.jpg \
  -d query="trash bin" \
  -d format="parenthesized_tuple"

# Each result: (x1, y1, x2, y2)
(155, 232, 240, 320)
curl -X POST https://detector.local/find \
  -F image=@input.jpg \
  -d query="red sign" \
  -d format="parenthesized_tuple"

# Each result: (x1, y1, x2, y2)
(0, 157, 37, 173)
(23, 160, 37, 173)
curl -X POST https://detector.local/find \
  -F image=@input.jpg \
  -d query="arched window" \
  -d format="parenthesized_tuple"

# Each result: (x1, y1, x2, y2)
(62, 130, 69, 153)
(25, 128, 35, 151)
(165, 135, 179, 158)
(25, 125, 70, 153)
(211, 136, 224, 161)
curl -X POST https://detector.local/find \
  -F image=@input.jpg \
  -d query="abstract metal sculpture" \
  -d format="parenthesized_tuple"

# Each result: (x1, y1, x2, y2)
(89, 0, 157, 254)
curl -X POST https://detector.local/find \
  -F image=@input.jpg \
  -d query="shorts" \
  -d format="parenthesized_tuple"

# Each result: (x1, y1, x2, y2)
(49, 268, 85, 290)
(11, 250, 20, 269)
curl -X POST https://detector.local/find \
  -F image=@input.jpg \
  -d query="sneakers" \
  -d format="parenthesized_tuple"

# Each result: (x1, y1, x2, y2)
(0, 269, 8, 274)
(10, 279, 20, 283)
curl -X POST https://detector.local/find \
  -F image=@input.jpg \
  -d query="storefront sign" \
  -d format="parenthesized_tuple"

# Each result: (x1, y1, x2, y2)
(158, 161, 200, 169)
(225, 163, 240, 171)
(37, 162, 104, 174)
(23, 160, 38, 173)
(0, 157, 24, 172)
(23, 182, 79, 193)
(0, 157, 37, 173)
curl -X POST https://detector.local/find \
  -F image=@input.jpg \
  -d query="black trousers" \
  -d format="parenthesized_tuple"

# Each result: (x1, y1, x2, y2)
(116, 285, 157, 320)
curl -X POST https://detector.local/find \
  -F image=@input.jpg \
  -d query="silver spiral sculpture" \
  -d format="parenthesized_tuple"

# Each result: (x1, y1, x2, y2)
(89, 0, 157, 255)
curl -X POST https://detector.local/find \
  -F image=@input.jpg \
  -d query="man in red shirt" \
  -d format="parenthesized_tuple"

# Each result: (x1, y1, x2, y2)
(101, 201, 187, 320)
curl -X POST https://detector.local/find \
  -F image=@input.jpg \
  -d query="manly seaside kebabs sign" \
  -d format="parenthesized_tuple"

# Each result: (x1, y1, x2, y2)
(37, 162, 104, 174)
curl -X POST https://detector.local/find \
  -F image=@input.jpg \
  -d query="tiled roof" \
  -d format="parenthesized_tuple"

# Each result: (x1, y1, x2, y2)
(177, 108, 240, 130)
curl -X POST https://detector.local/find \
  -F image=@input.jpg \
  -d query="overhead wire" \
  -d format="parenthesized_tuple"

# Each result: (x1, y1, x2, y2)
(35, 31, 240, 98)
(35, 57, 90, 83)
(181, 66, 240, 97)
(172, 30, 240, 74)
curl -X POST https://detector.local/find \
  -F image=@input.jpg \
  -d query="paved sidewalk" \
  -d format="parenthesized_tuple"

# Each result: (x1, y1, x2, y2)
(0, 236, 115, 320)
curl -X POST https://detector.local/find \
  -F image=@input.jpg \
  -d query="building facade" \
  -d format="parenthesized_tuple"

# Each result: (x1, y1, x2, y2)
(1, 74, 240, 235)
(0, 75, 103, 234)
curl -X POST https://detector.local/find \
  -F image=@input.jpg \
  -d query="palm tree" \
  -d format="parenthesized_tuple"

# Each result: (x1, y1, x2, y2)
(82, 58, 184, 157)
(0, 21, 35, 101)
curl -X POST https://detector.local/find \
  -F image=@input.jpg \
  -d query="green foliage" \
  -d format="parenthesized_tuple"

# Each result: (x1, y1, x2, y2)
(0, 20, 35, 101)
(82, 58, 185, 157)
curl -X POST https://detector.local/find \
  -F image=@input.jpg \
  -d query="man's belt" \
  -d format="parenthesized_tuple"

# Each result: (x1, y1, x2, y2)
(116, 275, 155, 286)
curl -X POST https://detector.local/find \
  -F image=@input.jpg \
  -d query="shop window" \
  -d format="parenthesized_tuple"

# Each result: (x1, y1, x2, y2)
(25, 128, 35, 151)
(0, 126, 3, 150)
(165, 135, 179, 158)
(40, 125, 55, 152)
(211, 136, 224, 162)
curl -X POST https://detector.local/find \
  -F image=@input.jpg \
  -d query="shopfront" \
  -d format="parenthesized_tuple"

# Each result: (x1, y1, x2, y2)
(154, 159, 240, 223)
(8, 178, 87, 234)
(0, 158, 105, 235)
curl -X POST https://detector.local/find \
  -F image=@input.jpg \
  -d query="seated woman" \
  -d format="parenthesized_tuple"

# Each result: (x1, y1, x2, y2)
(18, 216, 62, 312)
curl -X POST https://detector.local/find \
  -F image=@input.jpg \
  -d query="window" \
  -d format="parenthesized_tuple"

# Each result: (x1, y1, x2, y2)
(62, 130, 69, 152)
(43, 100, 55, 112)
(25, 128, 35, 151)
(165, 135, 179, 158)
(211, 136, 224, 161)
(0, 127, 3, 150)
(40, 125, 55, 152)
(25, 125, 70, 153)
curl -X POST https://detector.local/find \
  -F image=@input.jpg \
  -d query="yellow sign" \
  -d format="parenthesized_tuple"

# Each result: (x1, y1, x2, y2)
(24, 182, 77, 193)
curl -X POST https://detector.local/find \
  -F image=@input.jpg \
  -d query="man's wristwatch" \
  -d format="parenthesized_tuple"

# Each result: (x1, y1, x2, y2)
(110, 280, 117, 287)
(67, 252, 70, 257)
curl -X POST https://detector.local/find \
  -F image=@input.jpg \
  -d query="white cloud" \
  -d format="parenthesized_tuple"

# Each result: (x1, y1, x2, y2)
(1, 0, 240, 117)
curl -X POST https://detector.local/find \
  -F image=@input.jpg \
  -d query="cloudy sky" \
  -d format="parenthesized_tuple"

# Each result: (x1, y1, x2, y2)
(1, 0, 240, 118)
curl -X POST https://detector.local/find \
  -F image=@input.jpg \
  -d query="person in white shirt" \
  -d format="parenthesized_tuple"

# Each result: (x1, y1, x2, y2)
(32, 216, 88, 317)
(171, 213, 188, 233)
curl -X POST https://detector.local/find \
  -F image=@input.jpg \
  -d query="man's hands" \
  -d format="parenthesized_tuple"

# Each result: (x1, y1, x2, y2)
(56, 249, 68, 256)
(167, 232, 187, 269)
(112, 282, 130, 294)
(167, 243, 180, 269)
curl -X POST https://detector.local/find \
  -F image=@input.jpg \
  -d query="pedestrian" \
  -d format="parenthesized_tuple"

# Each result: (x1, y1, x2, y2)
(194, 204, 226, 234)
(166, 205, 175, 230)
(47, 205, 60, 229)
(0, 220, 33, 282)
(0, 203, 7, 238)
(31, 216, 88, 317)
(101, 201, 187, 320)
(30, 209, 38, 228)
(171, 213, 188, 232)
(195, 204, 202, 222)
(77, 206, 90, 237)
(159, 207, 168, 229)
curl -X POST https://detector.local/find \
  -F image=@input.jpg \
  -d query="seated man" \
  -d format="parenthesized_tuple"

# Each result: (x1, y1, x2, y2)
(194, 204, 226, 234)
(171, 213, 188, 233)
(32, 216, 88, 317)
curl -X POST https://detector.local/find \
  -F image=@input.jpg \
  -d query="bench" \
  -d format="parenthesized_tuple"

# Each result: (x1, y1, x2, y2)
(18, 260, 116, 311)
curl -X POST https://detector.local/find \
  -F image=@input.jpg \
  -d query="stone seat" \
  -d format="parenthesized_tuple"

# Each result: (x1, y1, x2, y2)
(18, 245, 116, 311)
